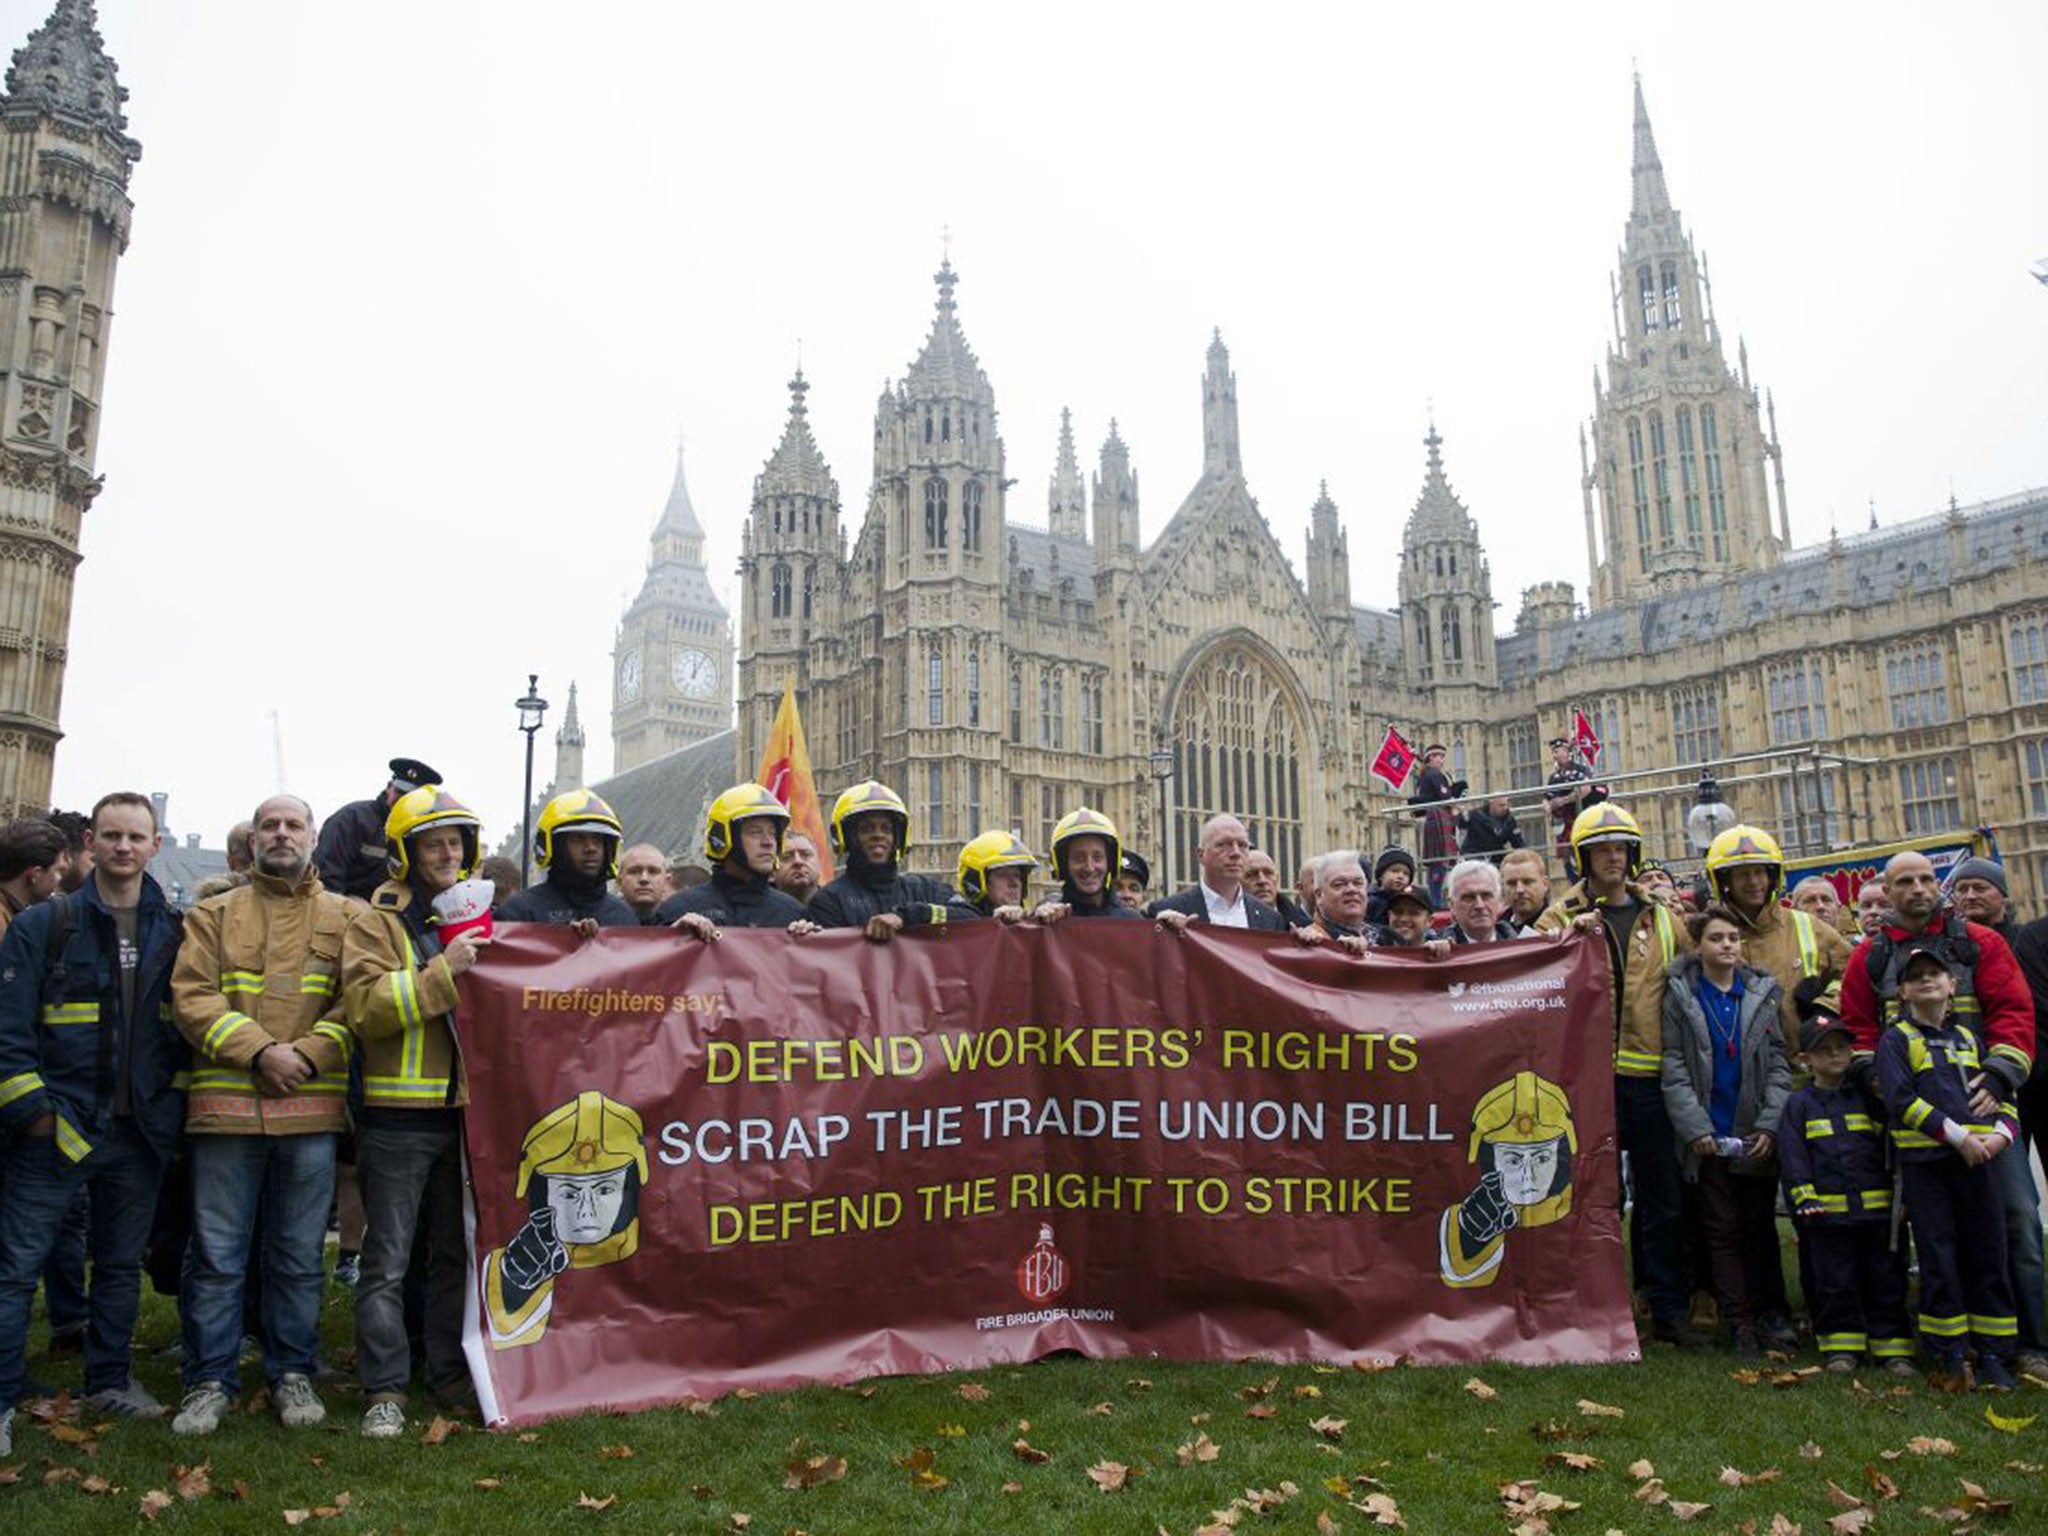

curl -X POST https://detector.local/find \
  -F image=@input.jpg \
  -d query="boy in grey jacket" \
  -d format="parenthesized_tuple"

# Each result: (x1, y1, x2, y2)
(1662, 904, 1791, 1357)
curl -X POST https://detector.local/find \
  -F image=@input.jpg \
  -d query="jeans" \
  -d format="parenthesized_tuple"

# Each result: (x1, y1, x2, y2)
(0, 1118, 165, 1402)
(1991, 1136, 2047, 1353)
(180, 1133, 336, 1393)
(355, 1119, 467, 1399)
(0, 1150, 89, 1335)
(1616, 1075, 1687, 1324)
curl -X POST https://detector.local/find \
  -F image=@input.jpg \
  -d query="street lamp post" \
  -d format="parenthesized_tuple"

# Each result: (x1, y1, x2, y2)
(1148, 742, 1176, 892)
(516, 673, 549, 889)
(1686, 767, 1737, 854)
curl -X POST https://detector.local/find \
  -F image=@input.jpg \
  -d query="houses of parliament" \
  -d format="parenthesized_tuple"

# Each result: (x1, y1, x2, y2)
(602, 79, 2048, 901)
(1, 2, 2040, 903)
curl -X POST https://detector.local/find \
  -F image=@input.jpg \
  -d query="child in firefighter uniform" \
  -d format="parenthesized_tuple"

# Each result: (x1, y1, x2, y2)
(1439, 1071, 1577, 1288)
(1777, 1002, 1912, 1372)
(1875, 943, 2021, 1389)
(484, 1090, 648, 1348)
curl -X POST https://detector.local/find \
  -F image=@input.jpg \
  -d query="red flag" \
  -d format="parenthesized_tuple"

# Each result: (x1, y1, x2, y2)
(754, 676, 833, 883)
(1572, 708, 1602, 769)
(1370, 725, 1417, 791)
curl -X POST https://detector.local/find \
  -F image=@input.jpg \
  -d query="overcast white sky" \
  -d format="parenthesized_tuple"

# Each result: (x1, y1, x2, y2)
(40, 0, 2048, 850)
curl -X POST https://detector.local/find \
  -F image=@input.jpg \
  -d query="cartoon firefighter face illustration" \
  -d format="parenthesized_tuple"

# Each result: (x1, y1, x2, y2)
(1438, 1071, 1578, 1289)
(484, 1090, 649, 1348)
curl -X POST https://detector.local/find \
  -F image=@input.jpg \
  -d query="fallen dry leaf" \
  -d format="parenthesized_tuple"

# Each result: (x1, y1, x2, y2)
(173, 1461, 212, 1501)
(1633, 1477, 1669, 1507)
(1862, 1465, 1899, 1501)
(1719, 1466, 1782, 1487)
(2005, 1459, 2044, 1473)
(1986, 1406, 2037, 1433)
(283, 1513, 312, 1528)
(1318, 1512, 1340, 1536)
(1766, 1515, 1802, 1536)
(575, 1492, 617, 1510)
(1826, 1510, 1875, 1535)
(1088, 1401, 1114, 1416)
(1012, 1437, 1051, 1464)
(1000, 1480, 1022, 1494)
(1799, 1442, 1824, 1460)
(1294, 1384, 1322, 1399)
(936, 1422, 966, 1437)
(43, 1466, 80, 1485)
(1668, 1501, 1713, 1521)
(1238, 1376, 1280, 1401)
(421, 1415, 459, 1446)
(78, 1473, 114, 1495)
(1177, 1432, 1221, 1465)
(1465, 1377, 1499, 1401)
(46, 1422, 94, 1445)
(474, 1478, 502, 1490)
(0, 1465, 20, 1486)
(1545, 1452, 1601, 1472)
(1575, 1399, 1624, 1418)
(1244, 1403, 1277, 1420)
(1310, 1415, 1347, 1441)
(1087, 1460, 1130, 1493)
(1627, 1459, 1656, 1480)
(782, 1454, 847, 1490)
(516, 1432, 541, 1444)
(597, 1444, 634, 1460)
(138, 1488, 174, 1522)
(1530, 1419, 1598, 1442)
(729, 1515, 751, 1532)
(1906, 1435, 1958, 1456)
(957, 1382, 990, 1402)
(1353, 1491, 1407, 1529)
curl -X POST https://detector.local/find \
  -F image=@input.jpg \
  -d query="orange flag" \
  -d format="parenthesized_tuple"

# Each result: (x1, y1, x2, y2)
(755, 677, 833, 883)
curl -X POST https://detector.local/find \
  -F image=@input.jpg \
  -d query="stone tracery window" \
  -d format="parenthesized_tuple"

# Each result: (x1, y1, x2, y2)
(1169, 644, 1307, 884)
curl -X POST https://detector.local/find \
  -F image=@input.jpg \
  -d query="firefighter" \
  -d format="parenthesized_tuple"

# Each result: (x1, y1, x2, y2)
(658, 784, 809, 935)
(942, 832, 1039, 923)
(1536, 802, 1698, 1346)
(1033, 809, 1143, 923)
(483, 1091, 649, 1349)
(341, 786, 492, 1438)
(499, 790, 637, 930)
(1705, 824, 1852, 1051)
(1440, 1071, 1579, 1288)
(804, 781, 951, 939)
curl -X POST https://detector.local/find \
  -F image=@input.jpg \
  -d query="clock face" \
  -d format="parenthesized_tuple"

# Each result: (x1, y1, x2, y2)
(618, 649, 642, 703)
(673, 647, 717, 699)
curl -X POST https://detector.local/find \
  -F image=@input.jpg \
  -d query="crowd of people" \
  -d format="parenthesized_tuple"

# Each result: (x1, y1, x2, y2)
(2, 748, 2046, 1457)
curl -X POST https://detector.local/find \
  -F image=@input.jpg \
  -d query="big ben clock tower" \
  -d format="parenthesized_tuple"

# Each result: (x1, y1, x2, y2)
(611, 442, 734, 771)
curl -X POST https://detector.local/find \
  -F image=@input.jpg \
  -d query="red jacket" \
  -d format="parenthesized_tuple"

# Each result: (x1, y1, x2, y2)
(1839, 914, 2035, 1092)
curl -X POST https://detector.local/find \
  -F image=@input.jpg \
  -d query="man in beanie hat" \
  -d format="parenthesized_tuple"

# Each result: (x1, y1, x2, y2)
(315, 759, 442, 902)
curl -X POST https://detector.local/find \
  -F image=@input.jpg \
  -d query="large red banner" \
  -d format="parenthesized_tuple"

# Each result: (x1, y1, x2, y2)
(454, 924, 1634, 1427)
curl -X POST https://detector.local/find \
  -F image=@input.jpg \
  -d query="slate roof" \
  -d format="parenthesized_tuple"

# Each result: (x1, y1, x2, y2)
(1007, 524, 1095, 589)
(150, 841, 230, 910)
(1494, 485, 2048, 686)
(586, 731, 739, 861)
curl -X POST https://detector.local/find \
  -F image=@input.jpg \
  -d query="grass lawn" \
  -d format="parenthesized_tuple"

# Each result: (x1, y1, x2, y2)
(5, 1274, 2047, 1534)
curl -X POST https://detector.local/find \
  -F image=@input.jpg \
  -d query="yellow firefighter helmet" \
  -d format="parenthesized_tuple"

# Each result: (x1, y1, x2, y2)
(828, 780, 910, 863)
(1050, 806, 1122, 883)
(956, 830, 1038, 905)
(1466, 1070, 1578, 1229)
(514, 1090, 649, 1267)
(533, 790, 624, 877)
(703, 782, 790, 864)
(1568, 801, 1644, 874)
(384, 786, 482, 882)
(1704, 824, 1786, 903)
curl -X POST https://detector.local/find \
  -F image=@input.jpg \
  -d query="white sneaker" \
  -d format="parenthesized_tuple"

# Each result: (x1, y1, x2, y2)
(172, 1381, 231, 1437)
(0, 1405, 14, 1457)
(274, 1372, 326, 1428)
(360, 1400, 405, 1440)
(85, 1379, 166, 1418)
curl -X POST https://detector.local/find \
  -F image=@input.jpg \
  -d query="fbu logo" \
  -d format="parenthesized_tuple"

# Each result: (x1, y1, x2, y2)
(1015, 1221, 1071, 1303)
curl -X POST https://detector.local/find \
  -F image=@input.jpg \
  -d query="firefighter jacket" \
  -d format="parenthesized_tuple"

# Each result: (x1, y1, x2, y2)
(1659, 956, 1788, 1181)
(1536, 880, 1693, 1078)
(654, 870, 806, 929)
(1055, 885, 1143, 920)
(0, 874, 187, 1163)
(342, 879, 465, 1111)
(499, 872, 638, 928)
(1841, 913, 2034, 1093)
(807, 856, 953, 930)
(171, 866, 353, 1135)
(1729, 899, 1852, 1049)
(1777, 1080, 1892, 1224)
(1876, 1009, 2020, 1163)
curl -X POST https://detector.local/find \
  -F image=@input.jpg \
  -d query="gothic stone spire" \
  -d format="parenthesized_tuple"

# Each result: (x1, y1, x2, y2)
(1048, 405, 1086, 540)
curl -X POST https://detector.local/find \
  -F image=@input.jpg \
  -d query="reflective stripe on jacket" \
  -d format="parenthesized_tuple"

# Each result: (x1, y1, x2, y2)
(343, 879, 465, 1111)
